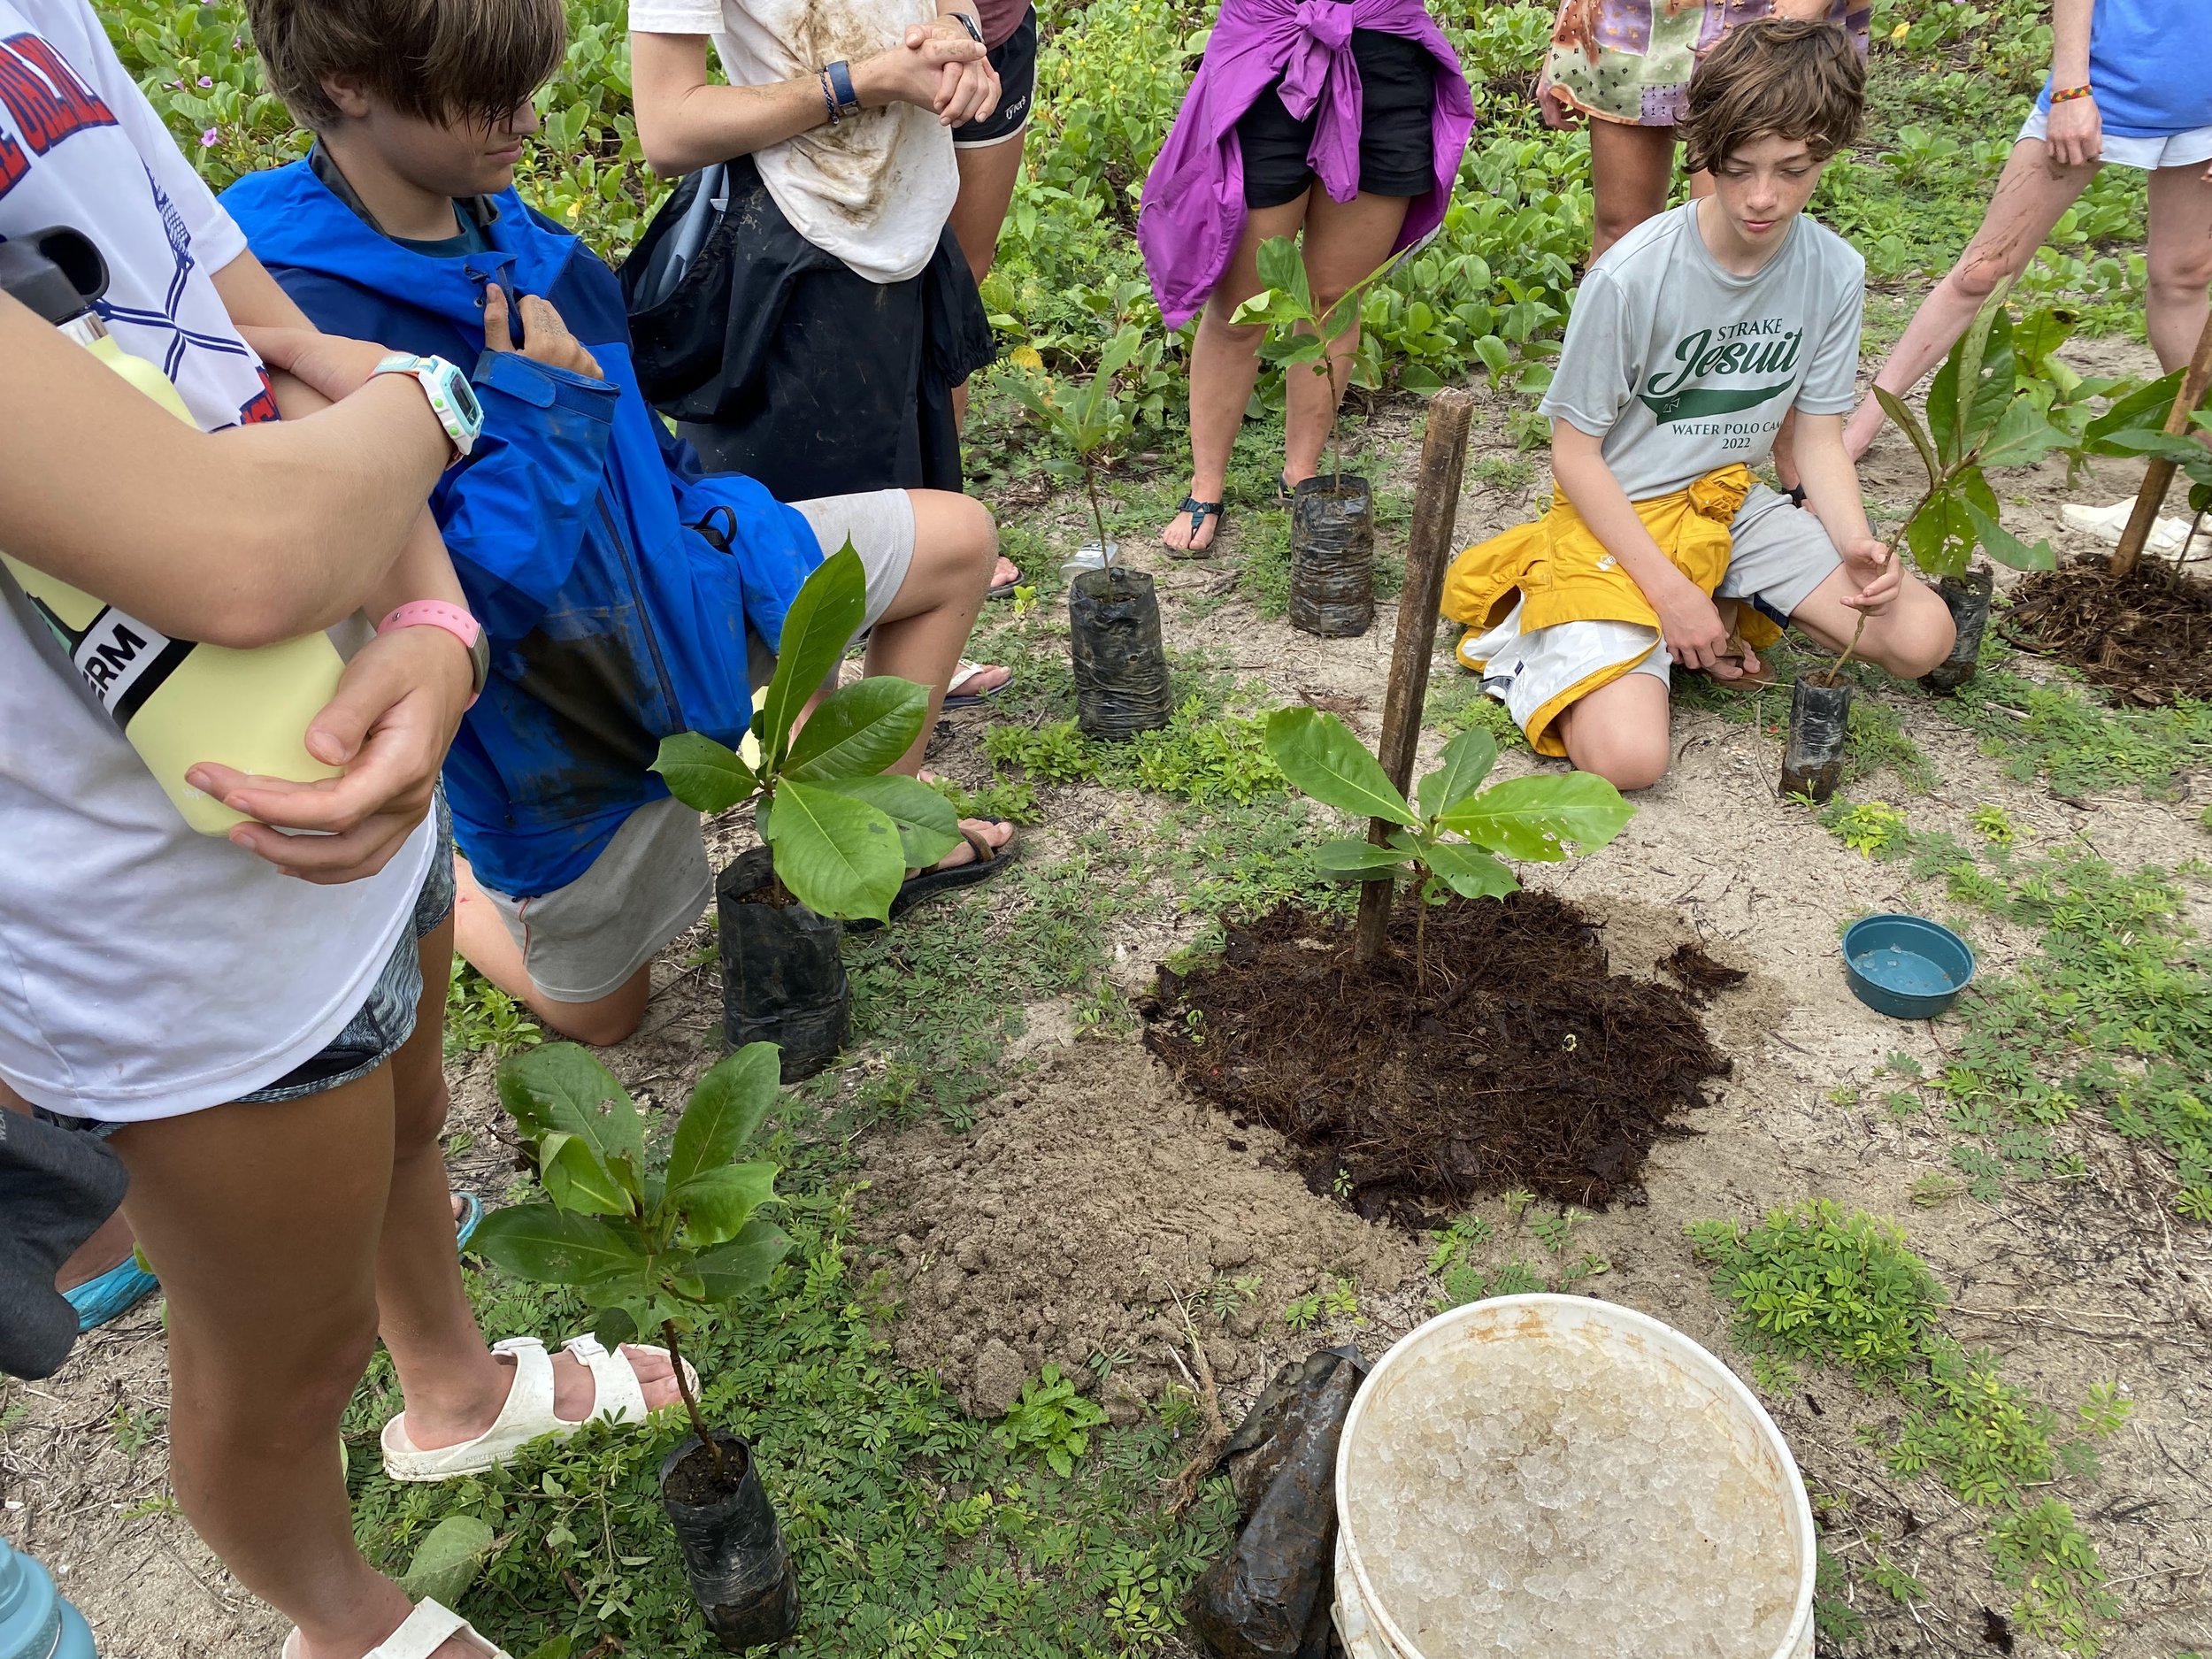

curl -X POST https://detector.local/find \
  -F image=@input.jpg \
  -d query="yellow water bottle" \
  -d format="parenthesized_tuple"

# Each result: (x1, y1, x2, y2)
(0, 227, 343, 834)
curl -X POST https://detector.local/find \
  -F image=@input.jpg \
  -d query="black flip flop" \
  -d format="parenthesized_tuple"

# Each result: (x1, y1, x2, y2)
(846, 818, 1015, 933)
(1165, 496, 1224, 558)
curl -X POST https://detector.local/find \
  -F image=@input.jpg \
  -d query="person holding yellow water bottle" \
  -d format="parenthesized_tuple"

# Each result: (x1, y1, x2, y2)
(1, 3, 703, 1655)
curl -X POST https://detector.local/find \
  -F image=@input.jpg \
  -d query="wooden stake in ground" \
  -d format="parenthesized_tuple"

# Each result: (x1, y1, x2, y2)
(2111, 311, 2212, 578)
(1355, 388, 1476, 966)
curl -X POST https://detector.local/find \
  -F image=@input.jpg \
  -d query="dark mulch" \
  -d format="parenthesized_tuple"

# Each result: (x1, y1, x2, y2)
(1141, 891, 1732, 1222)
(1658, 942, 1750, 1004)
(2005, 554, 2212, 706)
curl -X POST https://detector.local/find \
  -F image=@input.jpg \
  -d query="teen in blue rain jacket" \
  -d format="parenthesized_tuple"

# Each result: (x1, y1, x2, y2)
(226, 150, 819, 910)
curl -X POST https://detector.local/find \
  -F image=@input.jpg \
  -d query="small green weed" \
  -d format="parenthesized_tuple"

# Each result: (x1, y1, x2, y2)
(985, 697, 1286, 807)
(995, 1366, 1110, 1479)
(1825, 799, 1912, 859)
(1971, 804, 2018, 844)
(1937, 667, 2212, 800)
(444, 959, 541, 1060)
(110, 1403, 164, 1458)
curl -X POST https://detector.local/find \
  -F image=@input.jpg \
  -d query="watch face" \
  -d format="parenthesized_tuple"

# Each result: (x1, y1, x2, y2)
(449, 375, 482, 427)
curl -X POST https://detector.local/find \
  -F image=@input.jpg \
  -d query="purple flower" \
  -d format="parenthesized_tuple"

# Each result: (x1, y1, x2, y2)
(196, 75, 212, 87)
(200, 126, 218, 147)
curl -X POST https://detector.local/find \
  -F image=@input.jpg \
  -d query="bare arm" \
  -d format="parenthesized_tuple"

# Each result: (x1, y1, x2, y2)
(1550, 419, 1740, 673)
(209, 253, 468, 625)
(0, 293, 449, 649)
(630, 26, 987, 174)
(2042, 0, 2101, 167)
(1792, 411, 1902, 613)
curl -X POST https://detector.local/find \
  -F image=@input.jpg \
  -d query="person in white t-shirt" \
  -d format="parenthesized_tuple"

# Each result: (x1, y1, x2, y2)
(625, 0, 1025, 603)
(0, 4, 688, 1655)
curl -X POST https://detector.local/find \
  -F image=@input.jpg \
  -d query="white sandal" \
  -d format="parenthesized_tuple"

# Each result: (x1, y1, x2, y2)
(380, 1334, 697, 1483)
(282, 1598, 510, 1658)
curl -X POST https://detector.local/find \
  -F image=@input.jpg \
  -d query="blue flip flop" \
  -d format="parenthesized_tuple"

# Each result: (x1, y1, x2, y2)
(64, 1256, 159, 1333)
(454, 1191, 485, 1252)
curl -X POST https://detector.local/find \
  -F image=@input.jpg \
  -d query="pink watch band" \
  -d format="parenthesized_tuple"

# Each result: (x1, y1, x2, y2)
(378, 601, 484, 710)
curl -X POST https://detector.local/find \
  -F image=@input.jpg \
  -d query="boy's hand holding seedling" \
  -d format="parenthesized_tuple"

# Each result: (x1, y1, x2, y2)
(1839, 538, 1901, 613)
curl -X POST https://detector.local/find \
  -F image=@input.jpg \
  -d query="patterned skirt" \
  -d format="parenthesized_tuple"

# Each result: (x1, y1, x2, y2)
(1537, 0, 1870, 128)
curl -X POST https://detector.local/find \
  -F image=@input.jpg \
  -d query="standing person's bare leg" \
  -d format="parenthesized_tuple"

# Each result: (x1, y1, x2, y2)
(1160, 197, 1312, 552)
(1282, 189, 1412, 486)
(106, 1074, 472, 1659)
(948, 132, 1030, 589)
(2143, 162, 2212, 373)
(1587, 120, 1678, 261)
(1843, 142, 2096, 457)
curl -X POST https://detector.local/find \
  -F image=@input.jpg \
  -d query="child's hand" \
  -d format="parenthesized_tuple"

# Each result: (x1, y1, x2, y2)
(483, 285, 603, 381)
(1653, 578, 1736, 673)
(1840, 538, 1901, 613)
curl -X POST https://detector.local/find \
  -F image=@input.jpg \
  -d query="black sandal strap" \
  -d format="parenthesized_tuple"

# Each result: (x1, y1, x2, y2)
(1177, 495, 1223, 537)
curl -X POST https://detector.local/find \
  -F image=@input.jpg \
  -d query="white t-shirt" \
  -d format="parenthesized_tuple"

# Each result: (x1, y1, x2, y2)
(1540, 202, 1865, 501)
(630, 0, 956, 284)
(0, 0, 430, 1121)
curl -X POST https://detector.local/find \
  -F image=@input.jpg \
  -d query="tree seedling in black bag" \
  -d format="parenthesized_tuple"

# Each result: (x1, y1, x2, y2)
(1008, 326, 1175, 738)
(471, 1041, 802, 1647)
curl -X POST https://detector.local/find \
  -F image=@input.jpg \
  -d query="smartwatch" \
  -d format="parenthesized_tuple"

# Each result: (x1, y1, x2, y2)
(371, 352, 484, 462)
(949, 10, 984, 44)
(379, 602, 488, 709)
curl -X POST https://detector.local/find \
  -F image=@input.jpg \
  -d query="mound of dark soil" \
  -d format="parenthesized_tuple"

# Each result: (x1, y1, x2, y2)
(2006, 555, 2212, 705)
(1142, 891, 1732, 1218)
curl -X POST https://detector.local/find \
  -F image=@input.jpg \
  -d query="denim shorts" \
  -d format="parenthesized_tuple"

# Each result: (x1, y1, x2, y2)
(234, 796, 455, 1103)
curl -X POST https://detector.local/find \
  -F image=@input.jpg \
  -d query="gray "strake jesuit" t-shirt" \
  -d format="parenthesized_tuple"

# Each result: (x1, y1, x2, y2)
(1540, 200, 1866, 501)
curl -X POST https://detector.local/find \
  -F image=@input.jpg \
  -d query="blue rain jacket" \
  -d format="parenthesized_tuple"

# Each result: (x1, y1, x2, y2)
(222, 160, 820, 899)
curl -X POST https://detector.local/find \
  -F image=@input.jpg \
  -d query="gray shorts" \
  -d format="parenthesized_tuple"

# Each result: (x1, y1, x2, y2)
(1628, 485, 1840, 686)
(487, 490, 916, 1006)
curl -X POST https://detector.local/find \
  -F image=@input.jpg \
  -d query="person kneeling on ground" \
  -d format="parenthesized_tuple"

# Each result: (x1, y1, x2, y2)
(1441, 19, 1952, 792)
(225, 0, 1018, 1048)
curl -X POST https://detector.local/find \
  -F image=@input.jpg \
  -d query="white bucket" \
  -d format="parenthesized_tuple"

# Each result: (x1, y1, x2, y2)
(1332, 1294, 1815, 1659)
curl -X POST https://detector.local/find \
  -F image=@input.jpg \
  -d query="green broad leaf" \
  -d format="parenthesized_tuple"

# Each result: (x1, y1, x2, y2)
(1255, 235, 1312, 319)
(1959, 299, 2016, 454)
(1311, 838, 1414, 880)
(469, 1203, 640, 1287)
(397, 1516, 496, 1608)
(1440, 772, 1632, 862)
(674, 1161, 780, 1247)
(819, 772, 963, 869)
(693, 1216, 793, 1302)
(1263, 708, 1417, 827)
(1902, 488, 1973, 580)
(2082, 367, 2185, 449)
(1926, 351, 1962, 470)
(1963, 501, 2055, 572)
(2090, 427, 2208, 465)
(1874, 386, 1943, 494)
(539, 1131, 633, 1217)
(1417, 727, 1498, 819)
(667, 1042, 780, 1191)
(1097, 324, 1144, 381)
(785, 677, 929, 781)
(651, 732, 756, 815)
(497, 1043, 644, 1174)
(1978, 396, 2071, 469)
(1424, 840, 1520, 901)
(2011, 304, 2077, 375)
(1473, 334, 1511, 380)
(522, 1638, 574, 1659)
(1229, 288, 1294, 330)
(761, 776, 905, 921)
(591, 1304, 639, 1351)
(762, 544, 868, 772)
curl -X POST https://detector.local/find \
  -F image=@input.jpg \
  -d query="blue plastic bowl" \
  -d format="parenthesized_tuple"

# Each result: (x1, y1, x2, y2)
(1842, 914, 1977, 1019)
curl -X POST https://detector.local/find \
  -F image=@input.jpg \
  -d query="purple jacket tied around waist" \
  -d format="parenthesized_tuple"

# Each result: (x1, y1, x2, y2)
(1138, 0, 1473, 329)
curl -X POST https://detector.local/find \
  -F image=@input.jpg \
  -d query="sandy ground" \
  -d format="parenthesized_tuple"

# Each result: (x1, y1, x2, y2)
(6, 342, 2209, 1658)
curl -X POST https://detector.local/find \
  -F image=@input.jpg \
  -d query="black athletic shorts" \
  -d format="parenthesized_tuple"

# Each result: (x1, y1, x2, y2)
(1237, 28, 1437, 209)
(953, 6, 1038, 149)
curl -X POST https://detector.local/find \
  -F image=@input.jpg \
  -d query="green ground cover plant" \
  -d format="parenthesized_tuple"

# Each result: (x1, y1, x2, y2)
(1688, 1200, 2127, 1654)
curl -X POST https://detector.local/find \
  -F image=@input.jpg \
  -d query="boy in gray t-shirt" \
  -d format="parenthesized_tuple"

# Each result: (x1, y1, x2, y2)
(1442, 19, 1954, 790)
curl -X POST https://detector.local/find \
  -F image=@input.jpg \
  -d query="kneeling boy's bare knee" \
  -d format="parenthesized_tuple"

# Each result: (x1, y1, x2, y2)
(1870, 589, 1956, 680)
(1566, 728, 1670, 793)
